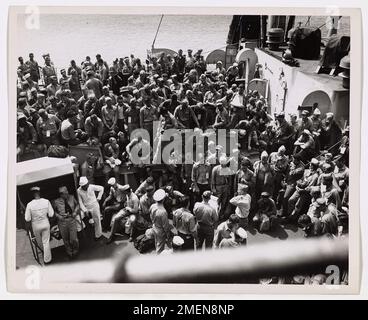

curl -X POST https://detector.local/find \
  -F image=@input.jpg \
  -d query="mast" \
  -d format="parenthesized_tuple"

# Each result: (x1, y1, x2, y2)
(152, 14, 164, 51)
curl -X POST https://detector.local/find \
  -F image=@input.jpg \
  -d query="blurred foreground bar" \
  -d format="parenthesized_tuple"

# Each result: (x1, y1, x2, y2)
(118, 237, 348, 283)
(20, 237, 348, 284)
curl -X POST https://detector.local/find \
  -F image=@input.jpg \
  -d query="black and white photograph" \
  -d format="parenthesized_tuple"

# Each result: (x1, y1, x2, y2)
(5, 5, 362, 294)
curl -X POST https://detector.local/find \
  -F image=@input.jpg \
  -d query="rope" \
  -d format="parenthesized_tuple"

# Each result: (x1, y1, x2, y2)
(317, 16, 342, 30)
(152, 14, 164, 49)
(305, 16, 311, 26)
(303, 135, 346, 167)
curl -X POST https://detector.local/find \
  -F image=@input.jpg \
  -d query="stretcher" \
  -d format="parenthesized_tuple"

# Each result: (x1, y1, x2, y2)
(27, 229, 43, 265)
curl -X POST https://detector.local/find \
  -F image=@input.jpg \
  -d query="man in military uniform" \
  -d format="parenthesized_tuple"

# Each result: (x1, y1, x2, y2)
(211, 156, 233, 221)
(139, 97, 158, 143)
(274, 112, 294, 154)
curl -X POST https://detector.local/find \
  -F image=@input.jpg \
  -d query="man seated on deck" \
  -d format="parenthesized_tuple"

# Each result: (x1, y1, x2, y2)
(218, 227, 247, 249)
(60, 110, 88, 146)
(106, 184, 139, 244)
(213, 214, 240, 249)
(101, 178, 125, 231)
(253, 192, 277, 233)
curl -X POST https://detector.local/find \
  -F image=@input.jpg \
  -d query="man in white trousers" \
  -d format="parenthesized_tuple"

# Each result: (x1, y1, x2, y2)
(77, 176, 104, 240)
(25, 186, 54, 264)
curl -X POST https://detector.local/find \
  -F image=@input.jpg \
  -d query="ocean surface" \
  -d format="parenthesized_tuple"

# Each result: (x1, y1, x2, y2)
(16, 14, 350, 70)
(16, 14, 233, 69)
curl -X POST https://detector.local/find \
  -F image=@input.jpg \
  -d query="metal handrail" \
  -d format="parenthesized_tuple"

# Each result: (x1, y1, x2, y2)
(22, 237, 348, 283)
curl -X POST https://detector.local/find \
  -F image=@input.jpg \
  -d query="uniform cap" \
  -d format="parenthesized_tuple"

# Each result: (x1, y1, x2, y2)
(153, 189, 166, 201)
(236, 227, 248, 239)
(121, 184, 130, 191)
(79, 176, 89, 186)
(311, 158, 319, 165)
(313, 108, 321, 115)
(173, 236, 184, 246)
(316, 198, 327, 206)
(219, 156, 228, 165)
(107, 177, 116, 185)
(301, 110, 309, 116)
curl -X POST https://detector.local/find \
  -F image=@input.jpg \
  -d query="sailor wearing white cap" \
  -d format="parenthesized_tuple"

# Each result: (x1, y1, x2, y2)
(269, 145, 289, 197)
(253, 151, 274, 199)
(107, 184, 139, 244)
(218, 227, 247, 248)
(102, 177, 125, 230)
(310, 108, 323, 137)
(25, 186, 54, 264)
(77, 177, 104, 240)
(150, 189, 171, 254)
(214, 214, 240, 248)
(322, 111, 343, 155)
(229, 185, 251, 228)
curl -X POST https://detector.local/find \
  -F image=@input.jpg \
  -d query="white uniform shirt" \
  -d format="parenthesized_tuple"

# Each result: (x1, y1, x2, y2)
(229, 194, 251, 218)
(25, 198, 54, 223)
(77, 184, 104, 212)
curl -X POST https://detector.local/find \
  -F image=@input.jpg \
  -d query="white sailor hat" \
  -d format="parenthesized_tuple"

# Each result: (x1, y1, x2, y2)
(145, 228, 154, 239)
(30, 186, 40, 192)
(173, 236, 184, 246)
(219, 156, 228, 165)
(236, 227, 248, 239)
(313, 108, 321, 115)
(261, 151, 269, 158)
(79, 176, 89, 186)
(153, 189, 166, 202)
(278, 145, 286, 153)
(310, 158, 319, 166)
(121, 184, 130, 191)
(107, 177, 116, 185)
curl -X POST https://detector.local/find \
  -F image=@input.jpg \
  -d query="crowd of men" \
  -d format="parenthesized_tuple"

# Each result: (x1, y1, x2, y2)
(18, 49, 349, 283)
